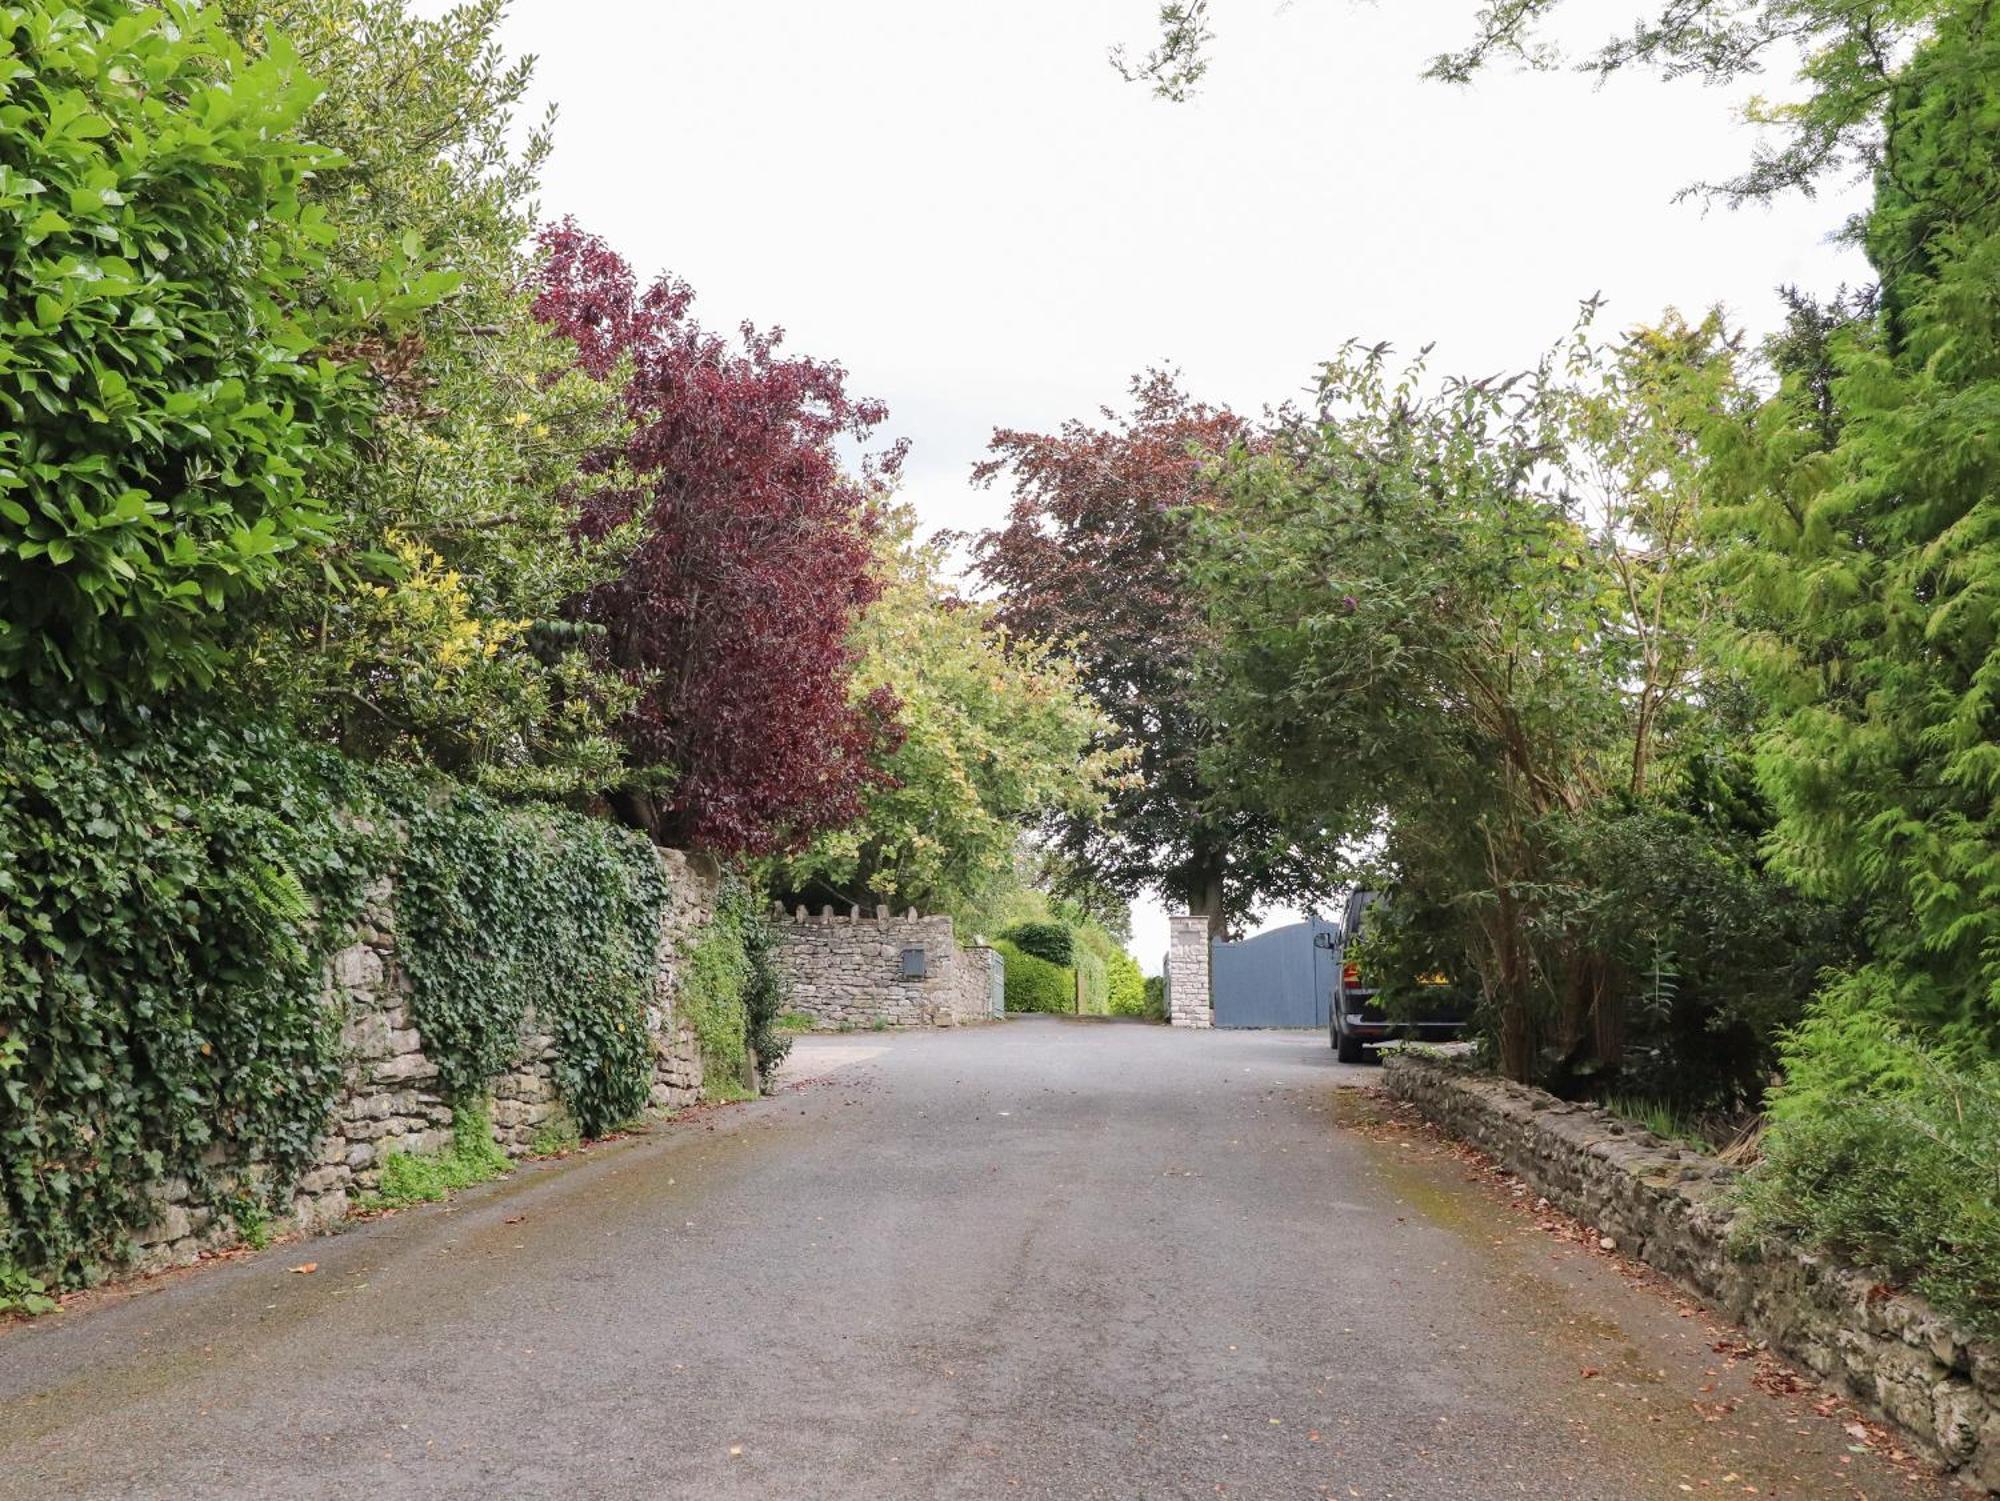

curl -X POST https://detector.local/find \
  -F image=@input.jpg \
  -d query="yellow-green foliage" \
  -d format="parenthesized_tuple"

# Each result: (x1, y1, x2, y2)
(1106, 949, 1148, 1016)
(1074, 949, 1109, 1014)
(777, 507, 1127, 918)
(994, 939, 1074, 1014)
(681, 910, 751, 1093)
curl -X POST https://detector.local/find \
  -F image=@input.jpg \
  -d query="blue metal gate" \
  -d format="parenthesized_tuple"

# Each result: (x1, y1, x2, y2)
(1210, 918, 1338, 1028)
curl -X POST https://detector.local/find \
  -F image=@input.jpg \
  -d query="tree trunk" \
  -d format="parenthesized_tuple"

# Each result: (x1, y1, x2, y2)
(1188, 849, 1228, 940)
(1493, 884, 1535, 1082)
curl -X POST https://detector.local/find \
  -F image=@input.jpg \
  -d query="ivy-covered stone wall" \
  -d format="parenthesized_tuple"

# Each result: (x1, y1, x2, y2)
(130, 850, 719, 1276)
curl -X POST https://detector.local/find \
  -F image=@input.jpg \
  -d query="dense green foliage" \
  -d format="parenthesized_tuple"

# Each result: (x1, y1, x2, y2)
(998, 921, 1075, 968)
(0, 706, 377, 1282)
(678, 881, 792, 1098)
(993, 916, 1145, 1016)
(1743, 1036, 2000, 1338)
(1186, 319, 1828, 1091)
(993, 940, 1075, 1015)
(228, 0, 636, 792)
(0, 0, 403, 701)
(390, 784, 666, 1137)
(775, 509, 1119, 921)
(1714, 5, 2000, 1089)
(1105, 950, 1149, 1017)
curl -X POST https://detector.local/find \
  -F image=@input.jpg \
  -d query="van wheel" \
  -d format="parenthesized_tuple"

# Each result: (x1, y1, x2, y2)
(1335, 1028, 1366, 1064)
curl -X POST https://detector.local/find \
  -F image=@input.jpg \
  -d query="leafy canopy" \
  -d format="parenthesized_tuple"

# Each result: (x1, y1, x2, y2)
(969, 371, 1329, 933)
(776, 508, 1123, 921)
(226, 0, 637, 793)
(0, 0, 402, 700)
(533, 221, 904, 853)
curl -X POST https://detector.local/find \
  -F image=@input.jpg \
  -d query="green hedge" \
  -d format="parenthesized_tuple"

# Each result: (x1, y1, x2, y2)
(1106, 950, 1148, 1015)
(999, 921, 1074, 967)
(993, 939, 1074, 1014)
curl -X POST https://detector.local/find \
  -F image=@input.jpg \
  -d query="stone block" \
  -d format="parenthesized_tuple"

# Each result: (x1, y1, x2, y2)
(373, 1052, 438, 1085)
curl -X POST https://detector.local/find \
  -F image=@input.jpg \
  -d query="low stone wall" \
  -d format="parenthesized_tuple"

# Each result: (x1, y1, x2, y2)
(1384, 1056, 2000, 1495)
(133, 849, 718, 1274)
(772, 906, 996, 1030)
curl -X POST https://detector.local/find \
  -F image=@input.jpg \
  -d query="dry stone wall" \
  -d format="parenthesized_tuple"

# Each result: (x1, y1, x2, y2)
(1384, 1056, 2000, 1495)
(131, 850, 718, 1275)
(773, 906, 997, 1030)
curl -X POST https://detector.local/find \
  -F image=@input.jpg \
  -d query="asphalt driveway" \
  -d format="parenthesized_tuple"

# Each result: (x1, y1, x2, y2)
(0, 1018, 1951, 1499)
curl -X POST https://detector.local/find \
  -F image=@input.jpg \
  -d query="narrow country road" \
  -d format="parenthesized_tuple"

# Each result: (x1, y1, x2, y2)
(0, 1019, 1951, 1500)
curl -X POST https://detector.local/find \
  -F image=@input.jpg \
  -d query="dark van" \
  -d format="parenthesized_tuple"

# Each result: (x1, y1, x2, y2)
(1317, 889, 1470, 1063)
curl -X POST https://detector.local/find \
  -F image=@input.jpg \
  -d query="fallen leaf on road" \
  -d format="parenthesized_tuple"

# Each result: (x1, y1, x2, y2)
(289, 1262, 318, 1275)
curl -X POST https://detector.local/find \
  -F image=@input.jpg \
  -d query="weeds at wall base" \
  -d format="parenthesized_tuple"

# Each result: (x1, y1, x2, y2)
(358, 1105, 512, 1212)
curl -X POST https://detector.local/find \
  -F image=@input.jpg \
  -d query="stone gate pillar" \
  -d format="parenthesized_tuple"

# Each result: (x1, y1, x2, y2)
(1164, 915, 1212, 1028)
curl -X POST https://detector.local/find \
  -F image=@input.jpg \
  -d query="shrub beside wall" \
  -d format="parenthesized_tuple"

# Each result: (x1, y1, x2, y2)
(994, 939, 1073, 1014)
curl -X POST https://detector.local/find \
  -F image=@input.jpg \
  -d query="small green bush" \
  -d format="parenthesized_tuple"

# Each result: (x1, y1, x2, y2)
(679, 882, 792, 1098)
(1142, 975, 1166, 1018)
(1105, 950, 1148, 1016)
(1741, 1033, 2000, 1338)
(0, 1262, 57, 1317)
(999, 921, 1075, 968)
(994, 939, 1074, 1014)
(367, 1105, 511, 1209)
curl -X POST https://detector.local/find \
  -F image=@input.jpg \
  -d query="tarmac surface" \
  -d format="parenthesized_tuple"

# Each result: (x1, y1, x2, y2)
(0, 1017, 1956, 1499)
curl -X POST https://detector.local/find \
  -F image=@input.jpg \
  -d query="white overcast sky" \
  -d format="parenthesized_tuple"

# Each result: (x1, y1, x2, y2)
(456, 0, 1870, 967)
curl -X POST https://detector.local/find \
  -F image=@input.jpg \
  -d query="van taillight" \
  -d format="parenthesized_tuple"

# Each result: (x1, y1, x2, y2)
(1342, 963, 1360, 987)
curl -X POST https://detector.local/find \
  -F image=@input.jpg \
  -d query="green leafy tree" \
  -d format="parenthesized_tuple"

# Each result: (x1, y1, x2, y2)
(1191, 318, 1813, 1086)
(970, 372, 1331, 935)
(776, 508, 1124, 920)
(1191, 335, 1626, 1078)
(225, 0, 637, 793)
(0, 0, 395, 701)
(1709, 3, 2000, 1082)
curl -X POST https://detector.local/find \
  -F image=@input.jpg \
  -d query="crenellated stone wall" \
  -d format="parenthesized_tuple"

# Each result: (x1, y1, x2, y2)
(131, 849, 719, 1275)
(772, 905, 998, 1030)
(1384, 1055, 2000, 1496)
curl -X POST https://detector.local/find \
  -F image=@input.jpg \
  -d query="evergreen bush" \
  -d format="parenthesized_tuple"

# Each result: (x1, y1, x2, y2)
(993, 939, 1074, 1014)
(998, 921, 1074, 968)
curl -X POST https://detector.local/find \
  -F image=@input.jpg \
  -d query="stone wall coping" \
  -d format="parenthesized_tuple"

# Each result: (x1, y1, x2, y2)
(1383, 1054, 2000, 1495)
